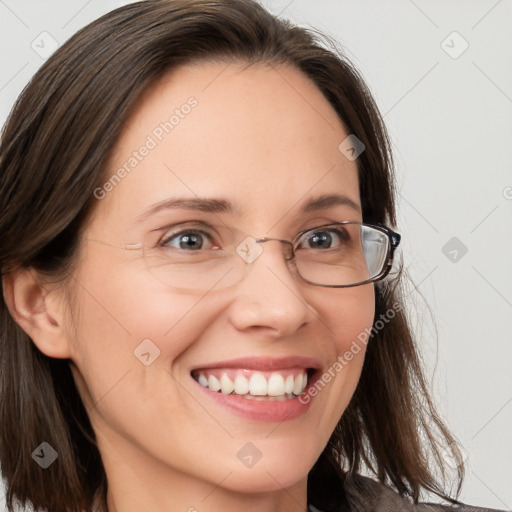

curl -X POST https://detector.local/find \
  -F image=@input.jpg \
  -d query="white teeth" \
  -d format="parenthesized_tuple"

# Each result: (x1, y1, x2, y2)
(220, 373, 234, 395)
(284, 374, 294, 394)
(207, 375, 221, 392)
(195, 370, 309, 398)
(292, 373, 303, 395)
(267, 373, 285, 396)
(249, 373, 267, 395)
(198, 373, 208, 387)
(234, 374, 250, 395)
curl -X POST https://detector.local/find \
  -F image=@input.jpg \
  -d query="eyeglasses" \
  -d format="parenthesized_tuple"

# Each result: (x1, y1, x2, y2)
(87, 221, 401, 292)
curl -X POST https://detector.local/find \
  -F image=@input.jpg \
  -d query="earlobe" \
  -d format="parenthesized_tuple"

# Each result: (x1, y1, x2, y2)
(2, 267, 72, 359)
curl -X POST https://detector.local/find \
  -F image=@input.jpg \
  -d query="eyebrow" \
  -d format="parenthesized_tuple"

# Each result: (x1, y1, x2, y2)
(137, 193, 361, 221)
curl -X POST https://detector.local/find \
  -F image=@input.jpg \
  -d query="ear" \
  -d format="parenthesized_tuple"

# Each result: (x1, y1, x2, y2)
(2, 267, 73, 359)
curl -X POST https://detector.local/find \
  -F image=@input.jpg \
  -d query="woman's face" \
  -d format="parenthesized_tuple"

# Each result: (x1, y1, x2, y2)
(65, 62, 375, 502)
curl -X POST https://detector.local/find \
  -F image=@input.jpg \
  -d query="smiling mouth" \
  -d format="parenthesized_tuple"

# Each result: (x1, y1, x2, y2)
(191, 368, 316, 401)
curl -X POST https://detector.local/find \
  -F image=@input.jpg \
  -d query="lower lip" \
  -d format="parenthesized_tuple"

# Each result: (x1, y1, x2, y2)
(193, 374, 317, 423)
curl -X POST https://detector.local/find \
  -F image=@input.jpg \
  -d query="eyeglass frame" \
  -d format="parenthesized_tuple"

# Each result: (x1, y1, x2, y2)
(87, 220, 401, 289)
(239, 221, 401, 288)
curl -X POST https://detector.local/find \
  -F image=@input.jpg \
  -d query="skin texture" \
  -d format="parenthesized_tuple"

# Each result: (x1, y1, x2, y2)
(5, 62, 375, 512)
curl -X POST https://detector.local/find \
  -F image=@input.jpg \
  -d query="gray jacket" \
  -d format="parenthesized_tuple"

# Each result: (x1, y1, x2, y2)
(308, 473, 507, 512)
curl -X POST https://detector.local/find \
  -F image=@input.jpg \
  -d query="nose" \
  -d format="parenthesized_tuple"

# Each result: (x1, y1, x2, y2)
(227, 239, 313, 337)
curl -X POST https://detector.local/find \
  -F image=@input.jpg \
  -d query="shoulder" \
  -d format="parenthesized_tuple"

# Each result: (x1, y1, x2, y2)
(339, 473, 507, 512)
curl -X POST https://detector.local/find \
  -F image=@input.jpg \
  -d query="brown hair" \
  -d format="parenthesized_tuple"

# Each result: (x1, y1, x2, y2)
(0, 1, 465, 511)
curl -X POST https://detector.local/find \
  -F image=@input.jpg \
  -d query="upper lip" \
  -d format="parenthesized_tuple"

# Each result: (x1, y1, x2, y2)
(190, 356, 321, 373)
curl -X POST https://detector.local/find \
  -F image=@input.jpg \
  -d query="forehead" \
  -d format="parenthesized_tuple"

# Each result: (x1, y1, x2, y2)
(91, 61, 360, 236)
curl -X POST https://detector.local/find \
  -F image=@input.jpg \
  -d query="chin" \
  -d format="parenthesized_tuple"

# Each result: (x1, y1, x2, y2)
(224, 443, 316, 493)
(218, 464, 309, 494)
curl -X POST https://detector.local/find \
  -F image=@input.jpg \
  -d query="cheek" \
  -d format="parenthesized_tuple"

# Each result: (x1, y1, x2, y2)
(304, 284, 375, 421)
(71, 285, 220, 365)
(316, 283, 375, 353)
(343, 285, 375, 356)
(66, 254, 227, 405)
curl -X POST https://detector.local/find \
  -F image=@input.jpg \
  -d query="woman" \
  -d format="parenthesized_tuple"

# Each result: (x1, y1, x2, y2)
(0, 1, 505, 511)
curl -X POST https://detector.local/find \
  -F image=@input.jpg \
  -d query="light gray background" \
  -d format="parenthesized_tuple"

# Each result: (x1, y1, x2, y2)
(1, 0, 511, 510)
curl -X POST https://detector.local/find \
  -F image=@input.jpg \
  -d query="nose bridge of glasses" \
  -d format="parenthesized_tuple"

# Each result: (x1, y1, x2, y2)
(254, 237, 294, 260)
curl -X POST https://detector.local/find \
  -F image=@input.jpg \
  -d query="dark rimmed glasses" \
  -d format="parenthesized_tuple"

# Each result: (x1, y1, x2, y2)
(88, 221, 401, 292)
